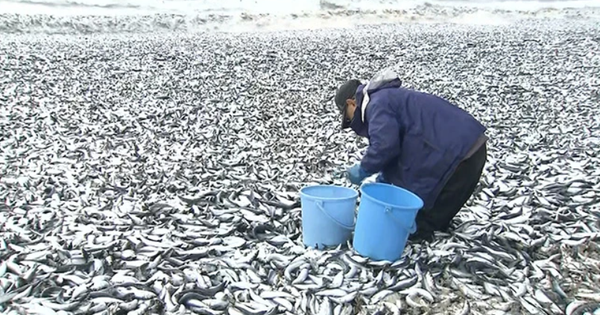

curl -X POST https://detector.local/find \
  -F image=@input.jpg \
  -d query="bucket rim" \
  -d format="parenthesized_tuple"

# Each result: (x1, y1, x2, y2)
(359, 182, 424, 210)
(300, 184, 359, 201)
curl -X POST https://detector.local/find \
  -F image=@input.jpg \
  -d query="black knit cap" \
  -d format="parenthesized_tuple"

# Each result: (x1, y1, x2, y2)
(334, 79, 362, 129)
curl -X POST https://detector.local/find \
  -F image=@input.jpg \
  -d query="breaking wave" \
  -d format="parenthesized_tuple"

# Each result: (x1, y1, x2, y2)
(0, 0, 599, 34)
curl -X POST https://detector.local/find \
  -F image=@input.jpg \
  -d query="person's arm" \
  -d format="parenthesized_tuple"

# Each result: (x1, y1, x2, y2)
(360, 100, 401, 174)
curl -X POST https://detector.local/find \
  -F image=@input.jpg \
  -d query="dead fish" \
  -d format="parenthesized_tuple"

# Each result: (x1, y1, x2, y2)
(1, 23, 598, 315)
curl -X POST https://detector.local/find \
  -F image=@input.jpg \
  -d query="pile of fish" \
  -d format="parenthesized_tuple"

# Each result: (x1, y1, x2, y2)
(1, 19, 600, 315)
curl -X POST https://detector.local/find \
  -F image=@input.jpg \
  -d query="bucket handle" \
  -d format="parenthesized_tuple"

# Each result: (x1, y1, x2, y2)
(315, 200, 355, 231)
(385, 207, 417, 234)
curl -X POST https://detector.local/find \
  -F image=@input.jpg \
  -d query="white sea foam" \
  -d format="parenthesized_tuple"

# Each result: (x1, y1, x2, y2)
(0, 0, 599, 33)
(2, 0, 600, 16)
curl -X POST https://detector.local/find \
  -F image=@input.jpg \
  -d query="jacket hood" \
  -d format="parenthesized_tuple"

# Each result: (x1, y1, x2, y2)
(351, 69, 402, 137)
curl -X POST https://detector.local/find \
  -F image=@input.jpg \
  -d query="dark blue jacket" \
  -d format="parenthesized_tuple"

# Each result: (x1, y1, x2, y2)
(350, 77, 486, 210)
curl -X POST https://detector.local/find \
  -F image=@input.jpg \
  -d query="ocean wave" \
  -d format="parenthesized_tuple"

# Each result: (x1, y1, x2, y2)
(2, 0, 600, 16)
(3, 0, 141, 10)
(0, 3, 599, 35)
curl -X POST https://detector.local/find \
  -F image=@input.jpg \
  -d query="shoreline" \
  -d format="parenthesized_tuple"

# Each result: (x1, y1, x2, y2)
(1, 5, 600, 35)
(1, 15, 599, 42)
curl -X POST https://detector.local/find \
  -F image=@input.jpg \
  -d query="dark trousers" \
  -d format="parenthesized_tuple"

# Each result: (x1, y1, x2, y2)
(410, 142, 487, 241)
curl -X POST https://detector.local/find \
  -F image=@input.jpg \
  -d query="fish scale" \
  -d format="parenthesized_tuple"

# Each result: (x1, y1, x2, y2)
(1, 17, 600, 315)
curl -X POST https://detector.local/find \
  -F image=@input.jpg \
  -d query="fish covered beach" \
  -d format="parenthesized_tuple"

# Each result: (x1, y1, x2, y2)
(1, 1, 600, 314)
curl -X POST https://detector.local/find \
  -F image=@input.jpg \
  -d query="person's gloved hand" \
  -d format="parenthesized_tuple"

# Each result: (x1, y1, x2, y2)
(346, 164, 370, 185)
(375, 172, 387, 183)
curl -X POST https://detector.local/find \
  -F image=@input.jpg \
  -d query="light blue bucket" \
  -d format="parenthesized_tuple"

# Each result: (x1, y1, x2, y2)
(353, 182, 424, 261)
(300, 185, 358, 249)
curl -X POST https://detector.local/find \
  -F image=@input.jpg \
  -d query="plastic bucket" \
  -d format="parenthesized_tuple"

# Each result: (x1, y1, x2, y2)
(300, 185, 358, 249)
(353, 183, 424, 261)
